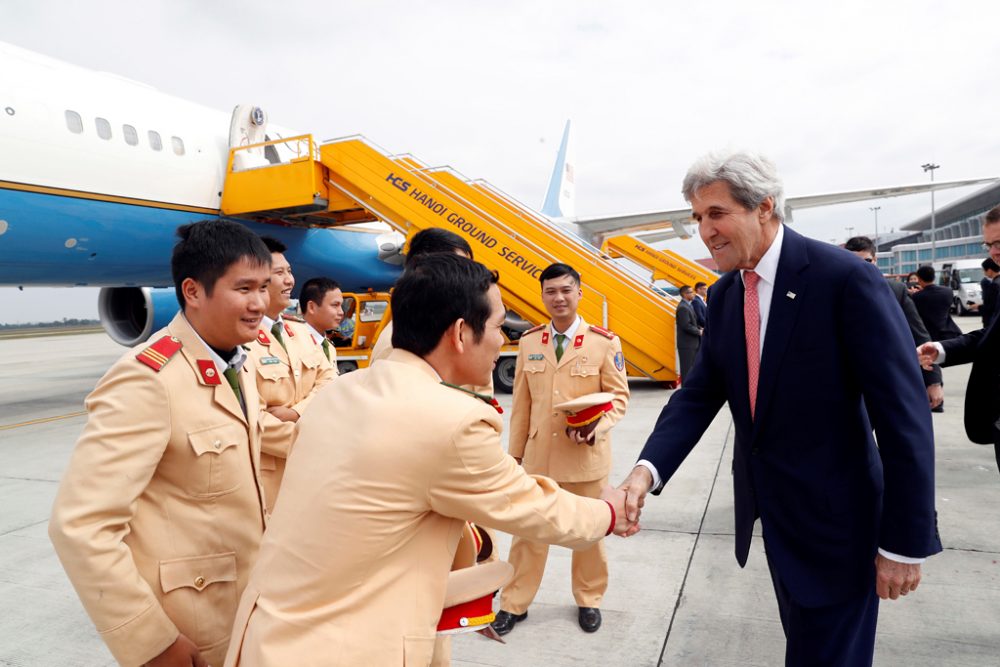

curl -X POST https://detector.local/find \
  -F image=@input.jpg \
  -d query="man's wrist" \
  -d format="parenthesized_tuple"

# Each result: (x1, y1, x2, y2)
(604, 500, 616, 536)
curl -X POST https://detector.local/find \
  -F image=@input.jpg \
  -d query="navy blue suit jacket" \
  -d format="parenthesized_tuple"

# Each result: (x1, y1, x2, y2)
(692, 295, 708, 328)
(640, 227, 941, 606)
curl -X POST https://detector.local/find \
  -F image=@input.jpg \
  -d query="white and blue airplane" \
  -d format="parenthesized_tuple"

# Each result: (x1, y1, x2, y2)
(2, 41, 995, 345)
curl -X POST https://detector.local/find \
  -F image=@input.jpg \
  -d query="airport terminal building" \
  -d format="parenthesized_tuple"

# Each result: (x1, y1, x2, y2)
(876, 181, 1000, 275)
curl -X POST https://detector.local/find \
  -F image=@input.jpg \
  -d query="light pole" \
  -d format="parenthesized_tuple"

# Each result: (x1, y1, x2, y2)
(869, 205, 881, 254)
(922, 163, 940, 262)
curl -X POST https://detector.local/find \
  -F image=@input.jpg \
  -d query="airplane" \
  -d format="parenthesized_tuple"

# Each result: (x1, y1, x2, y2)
(2, 40, 996, 347)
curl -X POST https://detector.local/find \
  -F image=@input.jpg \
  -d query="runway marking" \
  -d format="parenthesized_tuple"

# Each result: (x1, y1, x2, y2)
(0, 411, 87, 431)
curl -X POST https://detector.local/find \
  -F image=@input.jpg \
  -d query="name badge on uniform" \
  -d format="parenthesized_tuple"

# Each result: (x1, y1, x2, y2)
(260, 356, 282, 365)
(528, 354, 545, 361)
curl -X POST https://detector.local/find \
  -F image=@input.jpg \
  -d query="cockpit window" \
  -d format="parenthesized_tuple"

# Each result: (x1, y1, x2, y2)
(65, 110, 83, 134)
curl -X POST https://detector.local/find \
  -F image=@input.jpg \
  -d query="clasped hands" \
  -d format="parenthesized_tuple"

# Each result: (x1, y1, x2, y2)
(599, 465, 652, 537)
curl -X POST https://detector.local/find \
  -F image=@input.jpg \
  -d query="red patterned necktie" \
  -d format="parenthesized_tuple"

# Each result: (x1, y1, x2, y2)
(743, 271, 761, 418)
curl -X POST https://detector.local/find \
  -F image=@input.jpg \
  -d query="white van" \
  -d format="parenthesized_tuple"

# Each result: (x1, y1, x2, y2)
(933, 259, 985, 315)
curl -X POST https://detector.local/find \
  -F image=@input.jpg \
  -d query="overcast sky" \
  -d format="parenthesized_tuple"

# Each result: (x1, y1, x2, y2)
(3, 0, 999, 323)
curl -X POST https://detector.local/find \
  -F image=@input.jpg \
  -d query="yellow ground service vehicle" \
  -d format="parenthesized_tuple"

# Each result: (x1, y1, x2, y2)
(223, 134, 714, 385)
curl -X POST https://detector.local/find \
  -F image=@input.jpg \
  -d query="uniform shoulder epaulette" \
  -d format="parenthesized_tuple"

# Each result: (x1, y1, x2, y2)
(136, 335, 182, 372)
(589, 325, 616, 339)
(439, 382, 504, 414)
(523, 324, 546, 336)
(283, 313, 305, 323)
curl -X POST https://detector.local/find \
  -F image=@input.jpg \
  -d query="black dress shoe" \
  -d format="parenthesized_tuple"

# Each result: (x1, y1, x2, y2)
(491, 609, 528, 636)
(578, 607, 602, 632)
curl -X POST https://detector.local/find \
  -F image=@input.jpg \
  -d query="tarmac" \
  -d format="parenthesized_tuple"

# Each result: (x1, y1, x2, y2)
(0, 322, 997, 666)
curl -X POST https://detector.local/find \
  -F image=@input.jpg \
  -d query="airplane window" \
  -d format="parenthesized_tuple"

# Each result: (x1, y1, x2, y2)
(96, 118, 112, 140)
(171, 136, 185, 156)
(123, 125, 138, 146)
(65, 110, 83, 134)
(148, 130, 162, 151)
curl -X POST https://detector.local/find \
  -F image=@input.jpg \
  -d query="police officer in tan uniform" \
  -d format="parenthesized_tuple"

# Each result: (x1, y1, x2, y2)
(224, 254, 635, 667)
(494, 262, 630, 636)
(247, 238, 336, 513)
(49, 220, 271, 667)
(299, 276, 345, 365)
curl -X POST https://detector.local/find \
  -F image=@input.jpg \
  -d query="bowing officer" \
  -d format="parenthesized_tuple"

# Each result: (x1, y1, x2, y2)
(247, 238, 336, 513)
(224, 254, 633, 667)
(49, 220, 271, 667)
(494, 263, 630, 636)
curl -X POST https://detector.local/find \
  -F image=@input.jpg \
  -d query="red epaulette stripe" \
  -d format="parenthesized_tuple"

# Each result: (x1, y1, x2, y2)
(135, 335, 182, 372)
(589, 325, 615, 339)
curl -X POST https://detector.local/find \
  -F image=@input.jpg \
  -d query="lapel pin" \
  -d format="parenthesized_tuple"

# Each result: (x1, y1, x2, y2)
(786, 291, 796, 299)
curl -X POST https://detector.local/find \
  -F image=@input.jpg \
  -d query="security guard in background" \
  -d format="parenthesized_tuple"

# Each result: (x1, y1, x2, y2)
(493, 262, 630, 636)
(49, 220, 270, 667)
(248, 238, 336, 513)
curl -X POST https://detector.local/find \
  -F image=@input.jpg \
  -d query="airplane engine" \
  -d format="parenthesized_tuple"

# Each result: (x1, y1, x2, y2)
(98, 287, 178, 347)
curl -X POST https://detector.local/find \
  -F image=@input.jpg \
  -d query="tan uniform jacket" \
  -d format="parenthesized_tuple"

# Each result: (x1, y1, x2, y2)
(508, 319, 630, 482)
(225, 349, 611, 667)
(48, 313, 267, 667)
(246, 319, 336, 508)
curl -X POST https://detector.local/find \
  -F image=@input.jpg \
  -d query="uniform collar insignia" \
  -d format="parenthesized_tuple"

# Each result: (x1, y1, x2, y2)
(440, 382, 503, 414)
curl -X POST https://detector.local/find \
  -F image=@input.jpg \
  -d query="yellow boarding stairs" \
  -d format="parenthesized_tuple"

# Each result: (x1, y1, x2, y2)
(222, 134, 700, 383)
(600, 235, 718, 290)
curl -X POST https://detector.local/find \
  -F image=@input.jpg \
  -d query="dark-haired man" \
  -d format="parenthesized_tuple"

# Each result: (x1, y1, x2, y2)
(225, 254, 633, 666)
(494, 262, 630, 636)
(50, 220, 271, 667)
(692, 281, 709, 328)
(912, 265, 962, 341)
(299, 277, 345, 362)
(978, 257, 1000, 327)
(844, 236, 943, 411)
(370, 227, 473, 363)
(247, 237, 336, 513)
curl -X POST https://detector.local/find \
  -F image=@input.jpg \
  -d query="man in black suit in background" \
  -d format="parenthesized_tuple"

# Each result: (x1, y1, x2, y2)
(912, 265, 963, 341)
(918, 205, 1000, 475)
(844, 237, 943, 411)
(675, 285, 702, 381)
(978, 257, 1000, 327)
(692, 281, 709, 328)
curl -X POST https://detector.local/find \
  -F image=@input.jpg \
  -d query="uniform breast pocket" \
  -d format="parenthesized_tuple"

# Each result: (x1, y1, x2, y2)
(186, 423, 246, 497)
(159, 552, 238, 650)
(300, 347, 326, 370)
(569, 364, 602, 390)
(256, 361, 290, 382)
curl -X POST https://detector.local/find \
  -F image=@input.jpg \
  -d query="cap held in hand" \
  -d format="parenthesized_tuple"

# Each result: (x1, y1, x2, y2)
(437, 560, 514, 635)
(553, 392, 615, 428)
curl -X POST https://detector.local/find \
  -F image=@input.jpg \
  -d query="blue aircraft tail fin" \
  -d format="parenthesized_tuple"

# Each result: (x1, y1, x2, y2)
(540, 120, 575, 218)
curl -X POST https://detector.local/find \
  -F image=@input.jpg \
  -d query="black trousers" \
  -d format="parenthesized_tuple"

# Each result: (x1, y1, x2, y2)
(766, 552, 879, 666)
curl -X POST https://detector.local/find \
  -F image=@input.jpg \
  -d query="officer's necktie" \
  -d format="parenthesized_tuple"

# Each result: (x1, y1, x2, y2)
(222, 366, 246, 416)
(321, 338, 331, 361)
(271, 322, 286, 350)
(554, 333, 567, 362)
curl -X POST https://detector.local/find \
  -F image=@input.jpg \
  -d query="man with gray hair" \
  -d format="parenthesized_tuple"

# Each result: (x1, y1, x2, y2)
(617, 150, 940, 665)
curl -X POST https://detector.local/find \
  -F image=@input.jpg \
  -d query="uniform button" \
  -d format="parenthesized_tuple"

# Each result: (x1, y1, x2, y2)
(552, 432, 558, 437)
(213, 440, 222, 449)
(554, 390, 560, 394)
(194, 576, 206, 588)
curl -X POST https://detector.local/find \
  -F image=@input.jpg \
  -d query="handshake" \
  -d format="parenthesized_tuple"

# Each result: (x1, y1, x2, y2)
(599, 465, 654, 537)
